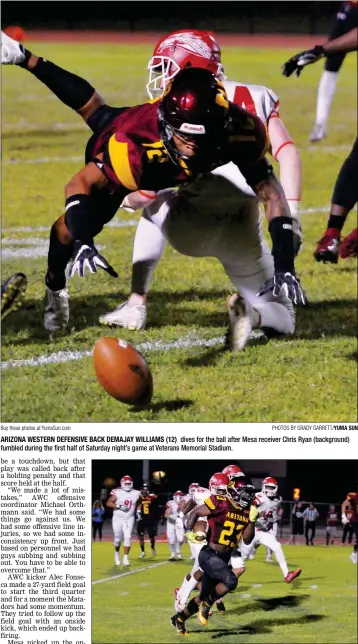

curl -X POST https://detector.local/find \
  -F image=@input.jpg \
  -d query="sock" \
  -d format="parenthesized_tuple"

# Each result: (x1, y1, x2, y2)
(186, 598, 199, 617)
(150, 538, 155, 549)
(29, 58, 95, 111)
(131, 215, 166, 294)
(274, 545, 289, 578)
(140, 543, 145, 553)
(178, 575, 199, 607)
(170, 545, 176, 556)
(315, 70, 338, 127)
(46, 225, 73, 291)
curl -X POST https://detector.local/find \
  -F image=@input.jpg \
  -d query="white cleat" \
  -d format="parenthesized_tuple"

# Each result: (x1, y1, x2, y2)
(114, 552, 120, 566)
(176, 553, 183, 560)
(1, 31, 25, 65)
(151, 548, 156, 557)
(139, 552, 146, 559)
(44, 287, 69, 331)
(226, 293, 255, 351)
(99, 300, 147, 330)
(169, 554, 176, 561)
(309, 123, 327, 143)
(122, 556, 130, 567)
(249, 552, 255, 560)
(349, 552, 357, 564)
(265, 556, 273, 563)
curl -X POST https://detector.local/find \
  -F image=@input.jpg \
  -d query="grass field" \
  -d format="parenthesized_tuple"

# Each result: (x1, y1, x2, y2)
(92, 540, 357, 643)
(1, 41, 357, 423)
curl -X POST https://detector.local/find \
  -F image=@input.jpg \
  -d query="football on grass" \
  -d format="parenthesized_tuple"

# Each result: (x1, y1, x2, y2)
(93, 337, 153, 406)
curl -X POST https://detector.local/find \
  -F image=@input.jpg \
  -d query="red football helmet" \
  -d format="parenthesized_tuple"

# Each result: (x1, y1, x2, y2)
(173, 490, 185, 504)
(120, 475, 133, 491)
(209, 472, 229, 495)
(188, 482, 200, 497)
(262, 477, 278, 498)
(227, 476, 255, 509)
(222, 464, 245, 481)
(147, 29, 225, 99)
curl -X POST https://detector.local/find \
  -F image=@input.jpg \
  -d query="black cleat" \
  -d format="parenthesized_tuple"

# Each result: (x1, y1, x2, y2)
(1, 272, 27, 319)
(216, 599, 226, 613)
(198, 601, 212, 626)
(170, 614, 188, 636)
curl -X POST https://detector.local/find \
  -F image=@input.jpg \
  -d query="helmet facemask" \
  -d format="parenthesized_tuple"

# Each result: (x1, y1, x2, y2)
(227, 481, 255, 509)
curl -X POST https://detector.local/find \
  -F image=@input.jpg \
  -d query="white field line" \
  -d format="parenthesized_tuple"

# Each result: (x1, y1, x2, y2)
(2, 146, 352, 167)
(92, 560, 170, 585)
(1, 334, 225, 371)
(1, 206, 328, 238)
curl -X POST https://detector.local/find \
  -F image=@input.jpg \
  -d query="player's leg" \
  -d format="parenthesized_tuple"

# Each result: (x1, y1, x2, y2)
(175, 537, 205, 611)
(175, 523, 185, 560)
(122, 518, 135, 566)
(197, 547, 238, 625)
(148, 522, 157, 556)
(258, 531, 301, 582)
(266, 522, 278, 561)
(99, 199, 169, 328)
(112, 520, 124, 566)
(349, 523, 358, 563)
(167, 523, 177, 560)
(310, 3, 358, 141)
(1, 31, 105, 126)
(137, 520, 146, 558)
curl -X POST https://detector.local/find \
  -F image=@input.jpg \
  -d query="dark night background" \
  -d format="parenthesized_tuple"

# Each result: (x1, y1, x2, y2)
(92, 459, 358, 504)
(1, 1, 342, 33)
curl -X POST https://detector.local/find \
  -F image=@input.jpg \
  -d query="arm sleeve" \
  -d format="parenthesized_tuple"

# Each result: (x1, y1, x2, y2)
(100, 133, 143, 191)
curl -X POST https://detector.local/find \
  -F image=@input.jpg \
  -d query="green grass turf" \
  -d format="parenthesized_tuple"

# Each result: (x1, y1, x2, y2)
(1, 43, 357, 422)
(92, 540, 357, 643)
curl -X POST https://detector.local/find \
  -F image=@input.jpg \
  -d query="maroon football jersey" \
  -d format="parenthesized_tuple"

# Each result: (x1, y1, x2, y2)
(88, 100, 270, 196)
(347, 492, 358, 522)
(204, 494, 251, 548)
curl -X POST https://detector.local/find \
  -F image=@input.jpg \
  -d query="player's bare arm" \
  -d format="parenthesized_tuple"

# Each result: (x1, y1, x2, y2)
(106, 495, 119, 510)
(186, 504, 211, 530)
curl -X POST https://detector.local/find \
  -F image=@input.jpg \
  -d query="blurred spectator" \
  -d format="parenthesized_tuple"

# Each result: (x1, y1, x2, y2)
(326, 504, 339, 545)
(287, 501, 305, 544)
(303, 502, 319, 545)
(92, 500, 105, 542)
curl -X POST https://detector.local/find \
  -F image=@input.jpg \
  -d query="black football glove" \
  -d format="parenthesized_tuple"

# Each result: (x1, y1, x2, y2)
(257, 272, 307, 306)
(282, 45, 325, 78)
(70, 241, 118, 279)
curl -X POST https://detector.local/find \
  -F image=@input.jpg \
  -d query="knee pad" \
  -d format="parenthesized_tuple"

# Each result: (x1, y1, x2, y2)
(223, 569, 238, 592)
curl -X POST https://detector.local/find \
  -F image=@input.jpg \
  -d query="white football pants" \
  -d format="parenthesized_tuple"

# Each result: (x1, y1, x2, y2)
(132, 175, 295, 335)
(112, 516, 135, 547)
(241, 530, 289, 577)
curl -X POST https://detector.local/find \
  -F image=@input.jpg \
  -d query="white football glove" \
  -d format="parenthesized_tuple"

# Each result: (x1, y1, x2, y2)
(70, 241, 118, 279)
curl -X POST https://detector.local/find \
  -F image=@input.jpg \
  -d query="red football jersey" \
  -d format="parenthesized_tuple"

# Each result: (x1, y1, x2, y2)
(88, 100, 270, 196)
(204, 494, 251, 548)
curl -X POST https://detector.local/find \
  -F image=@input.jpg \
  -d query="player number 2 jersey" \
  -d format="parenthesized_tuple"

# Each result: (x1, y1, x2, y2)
(109, 488, 140, 519)
(204, 494, 250, 548)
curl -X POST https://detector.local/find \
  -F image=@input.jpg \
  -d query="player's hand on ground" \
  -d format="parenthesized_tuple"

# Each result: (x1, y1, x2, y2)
(70, 241, 118, 279)
(258, 272, 307, 306)
(282, 45, 325, 77)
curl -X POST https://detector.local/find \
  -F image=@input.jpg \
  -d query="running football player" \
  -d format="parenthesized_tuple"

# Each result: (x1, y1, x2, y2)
(106, 475, 140, 567)
(282, 26, 358, 263)
(165, 491, 186, 560)
(136, 483, 158, 558)
(174, 474, 229, 613)
(171, 476, 258, 635)
(342, 491, 358, 563)
(240, 476, 301, 583)
(99, 29, 304, 342)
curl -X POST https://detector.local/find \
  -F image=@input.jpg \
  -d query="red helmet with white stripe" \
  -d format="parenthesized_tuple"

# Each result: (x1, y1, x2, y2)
(188, 482, 200, 497)
(120, 475, 133, 491)
(209, 472, 229, 495)
(222, 464, 244, 481)
(262, 477, 278, 498)
(147, 29, 225, 99)
(173, 490, 185, 504)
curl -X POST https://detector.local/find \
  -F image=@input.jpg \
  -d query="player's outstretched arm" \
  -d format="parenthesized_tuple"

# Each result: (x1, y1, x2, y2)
(282, 28, 358, 78)
(64, 161, 118, 279)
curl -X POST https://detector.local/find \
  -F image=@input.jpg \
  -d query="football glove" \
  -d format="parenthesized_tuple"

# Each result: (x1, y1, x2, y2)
(70, 241, 118, 279)
(282, 45, 325, 78)
(257, 272, 307, 306)
(249, 505, 259, 523)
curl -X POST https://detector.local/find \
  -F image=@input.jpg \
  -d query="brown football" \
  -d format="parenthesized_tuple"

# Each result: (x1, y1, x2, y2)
(93, 337, 153, 406)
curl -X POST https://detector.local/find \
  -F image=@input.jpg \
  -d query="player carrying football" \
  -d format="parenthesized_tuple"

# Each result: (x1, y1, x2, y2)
(2, 32, 306, 340)
(171, 475, 258, 635)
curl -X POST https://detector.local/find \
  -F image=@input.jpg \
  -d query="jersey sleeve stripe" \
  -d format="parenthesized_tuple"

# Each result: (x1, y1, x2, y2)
(204, 497, 216, 510)
(138, 190, 157, 199)
(273, 139, 294, 161)
(108, 137, 138, 191)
